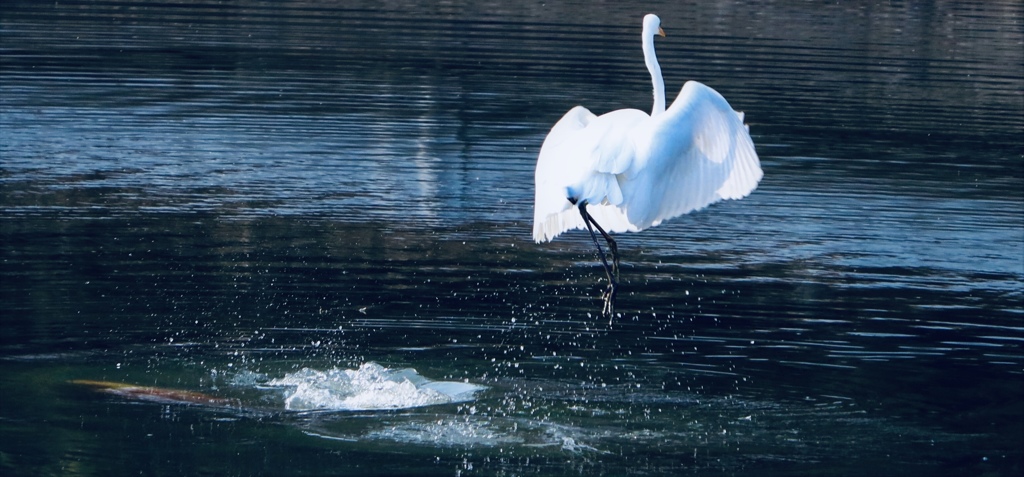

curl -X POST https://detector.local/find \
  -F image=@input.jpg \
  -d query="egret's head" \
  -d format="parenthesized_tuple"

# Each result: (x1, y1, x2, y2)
(643, 14, 666, 38)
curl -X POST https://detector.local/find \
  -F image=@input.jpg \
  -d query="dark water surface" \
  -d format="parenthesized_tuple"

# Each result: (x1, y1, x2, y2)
(2, 1, 1022, 476)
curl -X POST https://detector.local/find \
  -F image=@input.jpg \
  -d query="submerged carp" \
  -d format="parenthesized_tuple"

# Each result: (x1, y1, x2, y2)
(71, 380, 238, 407)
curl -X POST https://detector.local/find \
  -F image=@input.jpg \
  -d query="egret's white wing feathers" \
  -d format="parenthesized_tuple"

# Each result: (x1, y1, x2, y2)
(618, 81, 762, 230)
(532, 106, 600, 243)
(533, 108, 646, 242)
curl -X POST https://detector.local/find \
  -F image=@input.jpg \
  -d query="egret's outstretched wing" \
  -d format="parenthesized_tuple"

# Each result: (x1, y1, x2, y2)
(533, 108, 647, 243)
(619, 81, 762, 230)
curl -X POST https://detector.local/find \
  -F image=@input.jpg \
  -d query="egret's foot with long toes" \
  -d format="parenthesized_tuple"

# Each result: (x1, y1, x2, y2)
(601, 281, 617, 323)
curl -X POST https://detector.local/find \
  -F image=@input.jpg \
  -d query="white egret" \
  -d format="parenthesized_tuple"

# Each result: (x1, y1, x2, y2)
(533, 14, 763, 320)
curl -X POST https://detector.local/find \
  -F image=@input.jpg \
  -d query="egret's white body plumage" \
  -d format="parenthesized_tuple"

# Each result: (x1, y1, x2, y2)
(532, 14, 762, 243)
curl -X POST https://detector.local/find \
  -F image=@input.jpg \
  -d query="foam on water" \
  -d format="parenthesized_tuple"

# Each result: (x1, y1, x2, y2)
(264, 362, 486, 411)
(365, 418, 524, 447)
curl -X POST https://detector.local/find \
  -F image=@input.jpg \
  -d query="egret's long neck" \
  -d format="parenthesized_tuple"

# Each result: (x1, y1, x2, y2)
(642, 32, 665, 116)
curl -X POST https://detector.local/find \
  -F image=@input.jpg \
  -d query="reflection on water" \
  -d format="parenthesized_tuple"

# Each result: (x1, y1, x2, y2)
(1, 0, 1022, 476)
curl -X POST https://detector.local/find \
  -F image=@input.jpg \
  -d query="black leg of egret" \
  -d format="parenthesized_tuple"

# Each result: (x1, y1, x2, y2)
(578, 202, 619, 322)
(587, 210, 620, 281)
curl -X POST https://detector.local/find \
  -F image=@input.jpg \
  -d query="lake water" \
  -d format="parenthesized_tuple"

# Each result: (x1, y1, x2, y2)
(1, 1, 1022, 475)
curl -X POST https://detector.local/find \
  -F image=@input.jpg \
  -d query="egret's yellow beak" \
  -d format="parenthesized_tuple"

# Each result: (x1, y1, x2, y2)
(658, 27, 666, 37)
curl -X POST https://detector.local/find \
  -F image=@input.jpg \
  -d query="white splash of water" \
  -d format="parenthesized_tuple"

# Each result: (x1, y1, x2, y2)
(264, 362, 486, 411)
